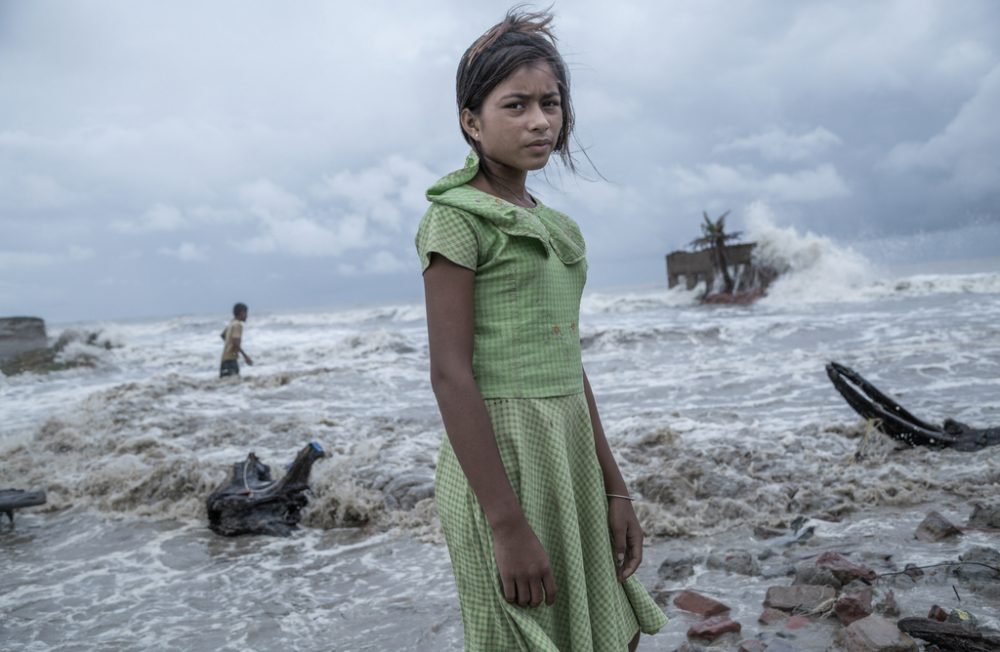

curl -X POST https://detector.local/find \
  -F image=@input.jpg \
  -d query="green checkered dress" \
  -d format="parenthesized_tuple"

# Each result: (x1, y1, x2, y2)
(416, 152, 667, 651)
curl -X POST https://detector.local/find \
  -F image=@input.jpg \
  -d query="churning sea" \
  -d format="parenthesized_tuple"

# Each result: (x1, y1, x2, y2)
(2, 224, 999, 651)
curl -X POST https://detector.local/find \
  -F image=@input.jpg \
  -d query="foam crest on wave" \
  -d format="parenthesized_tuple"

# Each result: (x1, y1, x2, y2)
(746, 203, 875, 306)
(747, 203, 1000, 305)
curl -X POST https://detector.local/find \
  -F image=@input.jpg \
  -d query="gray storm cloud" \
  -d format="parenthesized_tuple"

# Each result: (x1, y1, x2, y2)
(0, 0, 997, 320)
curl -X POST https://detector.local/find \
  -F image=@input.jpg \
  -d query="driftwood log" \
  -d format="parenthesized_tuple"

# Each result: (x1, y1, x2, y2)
(897, 617, 1000, 652)
(206, 442, 326, 536)
(826, 362, 1000, 451)
(0, 489, 47, 523)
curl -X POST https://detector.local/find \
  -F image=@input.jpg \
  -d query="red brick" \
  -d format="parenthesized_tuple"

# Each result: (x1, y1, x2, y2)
(687, 615, 742, 641)
(835, 587, 874, 625)
(673, 589, 730, 617)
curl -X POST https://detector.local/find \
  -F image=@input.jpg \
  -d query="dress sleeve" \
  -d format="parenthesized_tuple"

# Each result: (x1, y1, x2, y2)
(414, 205, 479, 272)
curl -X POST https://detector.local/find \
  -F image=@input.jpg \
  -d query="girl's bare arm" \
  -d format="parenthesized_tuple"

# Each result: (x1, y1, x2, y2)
(583, 369, 644, 581)
(423, 253, 557, 606)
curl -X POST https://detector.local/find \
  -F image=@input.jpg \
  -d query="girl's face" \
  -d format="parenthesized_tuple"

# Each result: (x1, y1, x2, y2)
(463, 61, 563, 176)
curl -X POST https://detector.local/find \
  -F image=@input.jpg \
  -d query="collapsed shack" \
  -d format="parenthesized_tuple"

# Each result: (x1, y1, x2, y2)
(0, 316, 116, 376)
(665, 242, 778, 303)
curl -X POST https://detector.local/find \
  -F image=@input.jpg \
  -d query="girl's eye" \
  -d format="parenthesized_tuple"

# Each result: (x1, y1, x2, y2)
(505, 102, 525, 110)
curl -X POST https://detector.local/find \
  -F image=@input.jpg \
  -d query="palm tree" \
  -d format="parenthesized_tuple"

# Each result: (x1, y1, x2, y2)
(689, 210, 741, 294)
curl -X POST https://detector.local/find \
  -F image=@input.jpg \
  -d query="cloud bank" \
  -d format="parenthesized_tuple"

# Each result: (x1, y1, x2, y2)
(0, 0, 997, 320)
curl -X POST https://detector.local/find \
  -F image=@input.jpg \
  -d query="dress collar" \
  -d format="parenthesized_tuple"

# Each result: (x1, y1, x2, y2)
(426, 151, 585, 265)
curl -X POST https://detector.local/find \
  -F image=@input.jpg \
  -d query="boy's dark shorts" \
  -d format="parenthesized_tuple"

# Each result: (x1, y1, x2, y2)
(220, 360, 240, 378)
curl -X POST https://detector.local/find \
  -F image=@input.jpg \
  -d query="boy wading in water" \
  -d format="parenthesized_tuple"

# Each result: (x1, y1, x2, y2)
(220, 302, 253, 378)
(417, 9, 666, 650)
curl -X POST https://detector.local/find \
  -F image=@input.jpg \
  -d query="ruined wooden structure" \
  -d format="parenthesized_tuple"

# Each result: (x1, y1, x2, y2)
(666, 243, 760, 291)
(0, 317, 47, 361)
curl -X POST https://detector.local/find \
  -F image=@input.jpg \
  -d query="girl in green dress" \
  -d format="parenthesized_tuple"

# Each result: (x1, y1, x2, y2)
(416, 8, 667, 651)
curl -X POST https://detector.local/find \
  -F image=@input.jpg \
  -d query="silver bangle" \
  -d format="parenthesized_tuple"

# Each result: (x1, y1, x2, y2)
(606, 493, 633, 501)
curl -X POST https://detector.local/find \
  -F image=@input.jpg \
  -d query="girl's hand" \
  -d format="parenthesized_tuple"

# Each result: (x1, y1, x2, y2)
(492, 519, 557, 607)
(608, 497, 643, 582)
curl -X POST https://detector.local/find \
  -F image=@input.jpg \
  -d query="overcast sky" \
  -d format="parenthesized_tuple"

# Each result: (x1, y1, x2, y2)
(1, 0, 998, 322)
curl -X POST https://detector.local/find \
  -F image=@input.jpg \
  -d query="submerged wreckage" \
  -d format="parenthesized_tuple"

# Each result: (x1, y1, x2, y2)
(0, 489, 46, 523)
(827, 362, 1000, 451)
(207, 442, 327, 536)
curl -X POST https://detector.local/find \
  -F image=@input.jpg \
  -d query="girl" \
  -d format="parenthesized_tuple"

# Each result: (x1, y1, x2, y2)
(416, 8, 667, 651)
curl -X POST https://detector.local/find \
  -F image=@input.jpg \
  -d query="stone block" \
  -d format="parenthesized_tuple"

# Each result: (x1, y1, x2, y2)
(706, 549, 759, 576)
(816, 551, 877, 584)
(763, 584, 836, 612)
(967, 500, 1000, 529)
(840, 614, 918, 652)
(687, 615, 741, 641)
(658, 550, 700, 582)
(835, 587, 873, 625)
(915, 511, 962, 542)
(928, 605, 948, 621)
(673, 590, 730, 617)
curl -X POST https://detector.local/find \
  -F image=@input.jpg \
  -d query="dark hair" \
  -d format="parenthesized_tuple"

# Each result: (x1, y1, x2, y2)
(233, 302, 248, 317)
(456, 7, 576, 171)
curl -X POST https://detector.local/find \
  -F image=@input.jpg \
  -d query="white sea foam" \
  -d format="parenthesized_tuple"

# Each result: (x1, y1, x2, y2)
(3, 258, 1000, 650)
(742, 203, 1000, 307)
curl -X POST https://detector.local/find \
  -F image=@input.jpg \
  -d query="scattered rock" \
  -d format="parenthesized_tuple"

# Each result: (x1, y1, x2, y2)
(874, 589, 899, 618)
(706, 549, 760, 576)
(658, 550, 700, 582)
(967, 500, 1000, 529)
(763, 585, 836, 613)
(915, 511, 962, 542)
(673, 590, 730, 618)
(786, 614, 811, 630)
(760, 561, 795, 580)
(835, 586, 873, 625)
(839, 614, 918, 651)
(793, 560, 842, 588)
(793, 552, 876, 589)
(954, 546, 1000, 582)
(687, 614, 741, 641)
(928, 605, 948, 621)
(759, 607, 786, 625)
(816, 551, 877, 584)
(737, 640, 767, 652)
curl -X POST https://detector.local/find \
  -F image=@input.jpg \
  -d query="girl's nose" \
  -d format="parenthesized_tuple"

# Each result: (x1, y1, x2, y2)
(527, 104, 550, 131)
